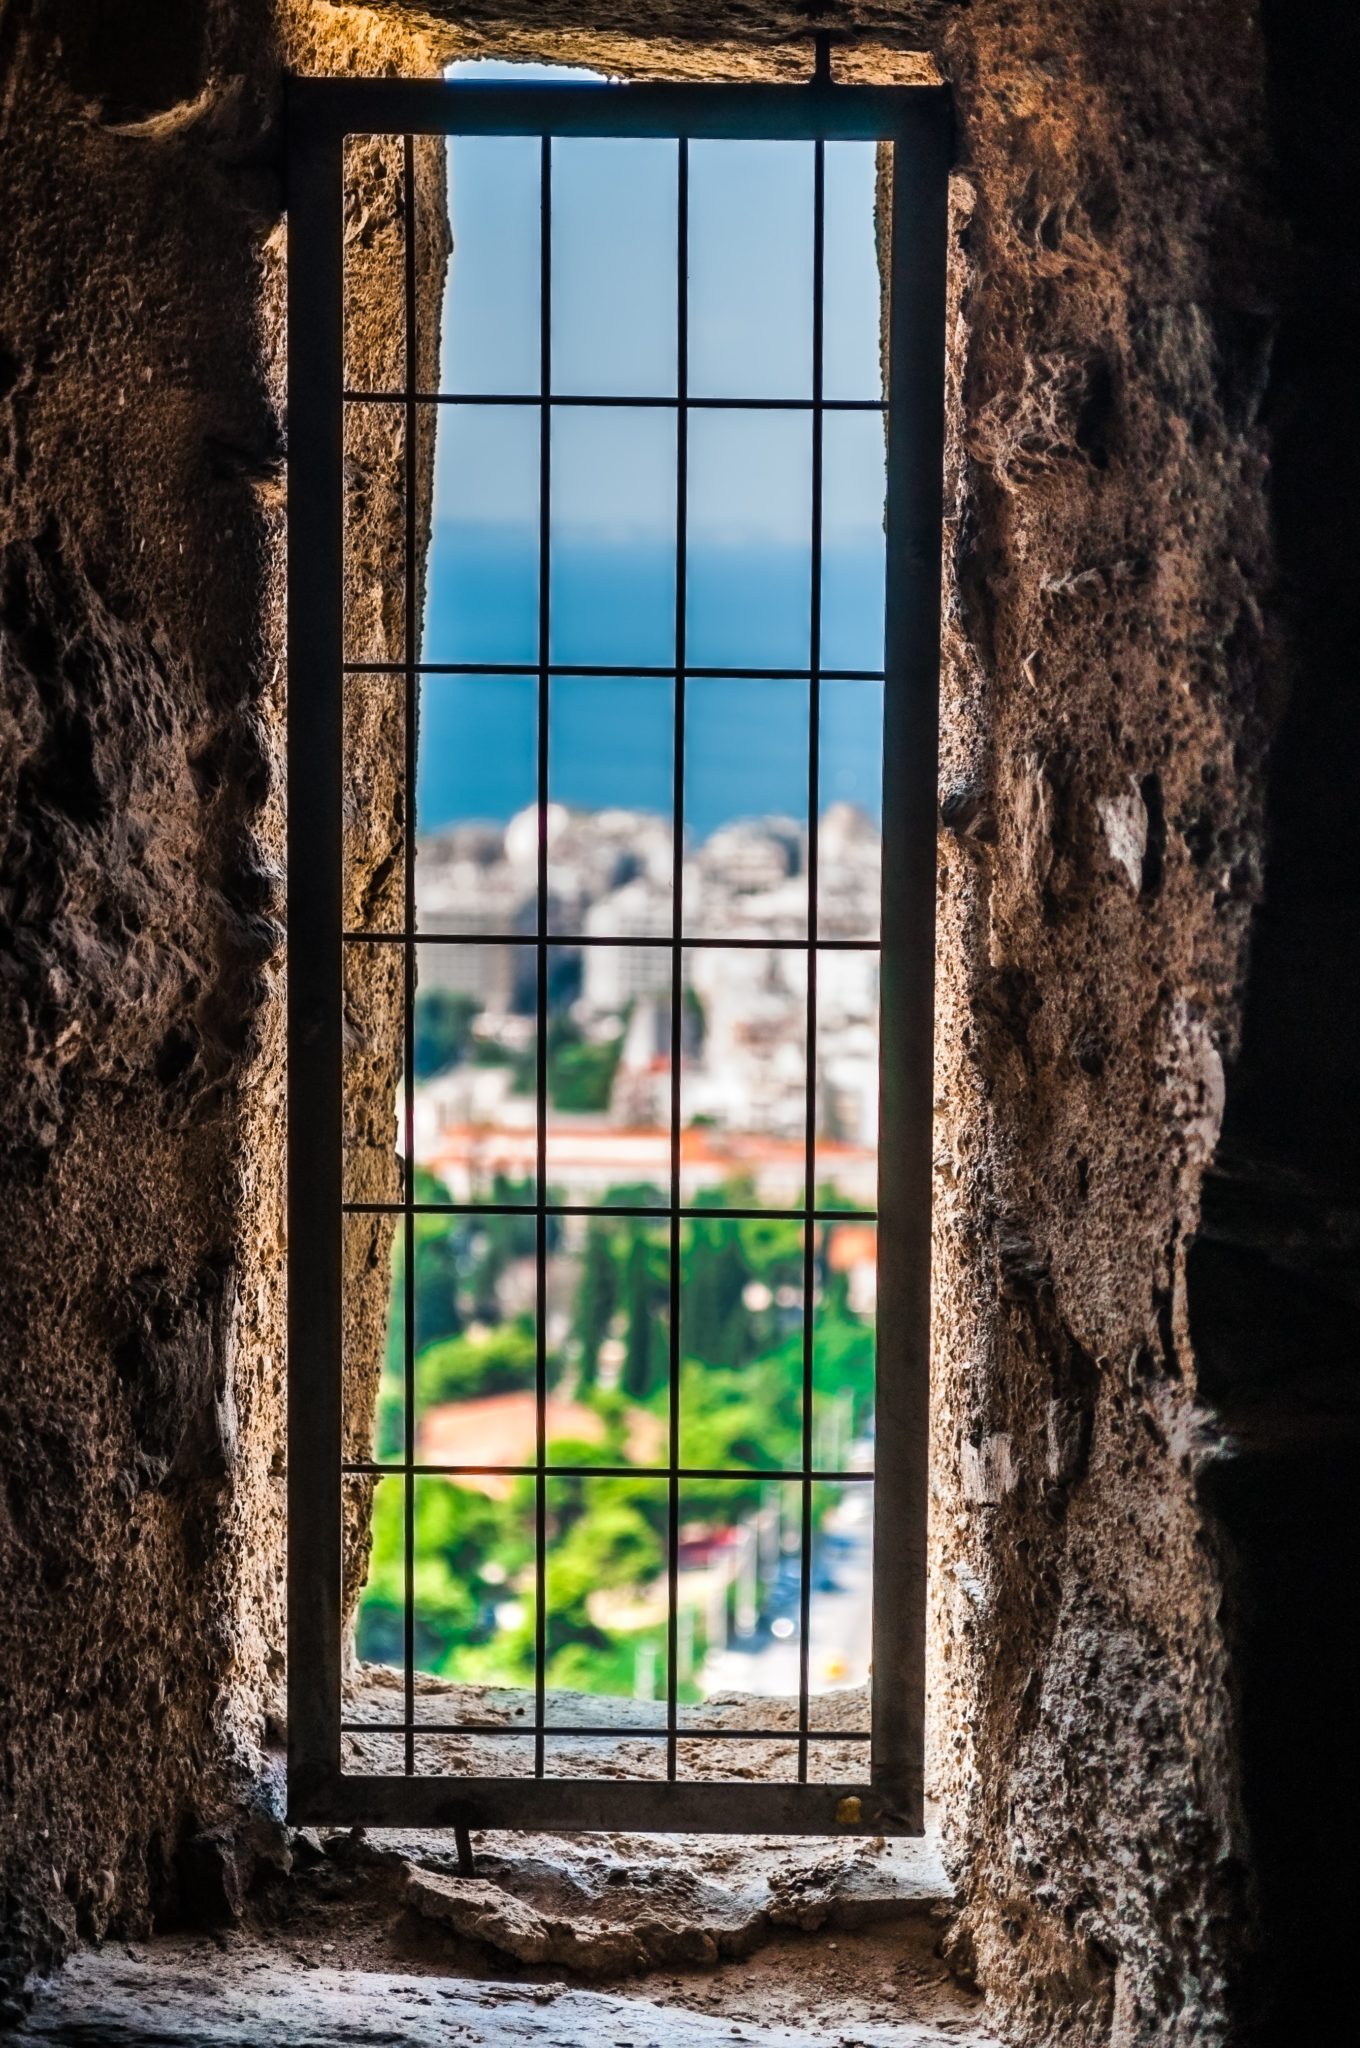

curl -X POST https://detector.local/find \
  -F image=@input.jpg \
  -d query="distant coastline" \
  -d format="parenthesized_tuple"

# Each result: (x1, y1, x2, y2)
(415, 537, 886, 838)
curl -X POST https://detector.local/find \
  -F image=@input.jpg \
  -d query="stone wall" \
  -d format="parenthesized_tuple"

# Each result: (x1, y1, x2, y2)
(1183, 2, 1360, 2036)
(916, 5, 1356, 2034)
(924, 5, 1272, 2036)
(1, 0, 1349, 2039)
(0, 0, 445, 2009)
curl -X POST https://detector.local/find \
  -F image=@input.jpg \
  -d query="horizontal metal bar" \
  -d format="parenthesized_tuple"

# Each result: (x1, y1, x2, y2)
(341, 1202, 876, 1222)
(290, 76, 949, 146)
(343, 1463, 875, 1482)
(293, 1771, 918, 1836)
(345, 390, 884, 412)
(341, 1722, 870, 1741)
(343, 663, 886, 681)
(343, 932, 881, 952)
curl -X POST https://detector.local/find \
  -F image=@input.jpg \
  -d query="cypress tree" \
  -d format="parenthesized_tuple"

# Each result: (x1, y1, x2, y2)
(573, 1223, 618, 1392)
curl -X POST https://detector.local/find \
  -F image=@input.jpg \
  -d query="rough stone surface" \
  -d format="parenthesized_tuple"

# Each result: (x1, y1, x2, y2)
(0, 0, 446, 2013)
(16, 1949, 998, 2046)
(2, 0, 1352, 2043)
(12, 1813, 976, 2045)
(919, 6, 1279, 2040)
(398, 1849, 939, 1974)
(341, 1666, 882, 1782)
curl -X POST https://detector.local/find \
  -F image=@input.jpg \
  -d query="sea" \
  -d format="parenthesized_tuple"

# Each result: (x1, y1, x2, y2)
(415, 533, 886, 840)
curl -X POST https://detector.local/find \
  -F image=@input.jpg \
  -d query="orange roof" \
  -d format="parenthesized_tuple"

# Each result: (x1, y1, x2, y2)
(825, 1222, 878, 1270)
(418, 1391, 664, 1494)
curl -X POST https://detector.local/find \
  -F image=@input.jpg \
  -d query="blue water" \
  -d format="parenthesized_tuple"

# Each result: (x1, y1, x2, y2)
(416, 536, 885, 839)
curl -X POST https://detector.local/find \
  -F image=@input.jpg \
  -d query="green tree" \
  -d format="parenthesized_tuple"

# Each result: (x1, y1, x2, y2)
(359, 1171, 879, 1701)
(549, 1037, 622, 1112)
(415, 1318, 538, 1409)
(413, 1222, 464, 1351)
(682, 1221, 752, 1367)
(812, 1280, 876, 1435)
(356, 1477, 530, 1674)
(543, 1478, 665, 1680)
(621, 1232, 667, 1400)
(572, 1222, 618, 1393)
(465, 1209, 533, 1317)
(413, 988, 481, 1078)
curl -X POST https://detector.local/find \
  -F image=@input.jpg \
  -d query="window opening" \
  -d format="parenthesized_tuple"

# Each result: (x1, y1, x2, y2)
(288, 74, 948, 1835)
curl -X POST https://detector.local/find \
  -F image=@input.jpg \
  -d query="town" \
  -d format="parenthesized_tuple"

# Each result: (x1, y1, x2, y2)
(353, 798, 882, 1719)
(410, 795, 883, 1212)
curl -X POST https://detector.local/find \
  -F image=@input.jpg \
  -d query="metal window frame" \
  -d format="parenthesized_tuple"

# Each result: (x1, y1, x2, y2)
(287, 75, 949, 1837)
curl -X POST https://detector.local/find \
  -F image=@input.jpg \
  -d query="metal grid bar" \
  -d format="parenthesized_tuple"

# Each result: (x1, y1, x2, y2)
(533, 133, 552, 1781)
(298, 1775, 891, 1834)
(345, 1464, 874, 1481)
(664, 137, 688, 1784)
(401, 135, 419, 1779)
(344, 389, 885, 410)
(797, 137, 826, 1787)
(288, 75, 948, 1840)
(344, 663, 885, 680)
(344, 932, 881, 951)
(342, 1723, 869, 1739)
(343, 1203, 877, 1222)
(867, 112, 951, 1834)
(291, 76, 944, 142)
(287, 106, 345, 1818)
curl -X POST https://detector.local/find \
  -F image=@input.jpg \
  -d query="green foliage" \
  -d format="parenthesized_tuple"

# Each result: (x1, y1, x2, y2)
(549, 1036, 622, 1113)
(571, 1222, 618, 1393)
(675, 1344, 802, 1524)
(620, 1232, 668, 1399)
(358, 1176, 875, 1697)
(543, 1475, 665, 1682)
(682, 982, 707, 1052)
(812, 1284, 876, 1435)
(415, 1318, 538, 1409)
(413, 989, 481, 1079)
(599, 1181, 667, 1209)
(356, 1475, 532, 1672)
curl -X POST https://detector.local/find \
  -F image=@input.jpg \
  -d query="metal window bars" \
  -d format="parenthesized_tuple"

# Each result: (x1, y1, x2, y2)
(287, 76, 948, 1835)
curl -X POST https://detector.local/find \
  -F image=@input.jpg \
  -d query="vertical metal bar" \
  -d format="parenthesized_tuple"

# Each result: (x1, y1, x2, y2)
(534, 134, 552, 1778)
(401, 135, 418, 1777)
(797, 137, 826, 1785)
(286, 98, 344, 1819)
(666, 137, 688, 1784)
(871, 105, 949, 1833)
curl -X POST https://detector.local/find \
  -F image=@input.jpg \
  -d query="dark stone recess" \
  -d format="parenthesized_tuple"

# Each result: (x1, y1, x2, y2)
(1186, 1, 1360, 2038)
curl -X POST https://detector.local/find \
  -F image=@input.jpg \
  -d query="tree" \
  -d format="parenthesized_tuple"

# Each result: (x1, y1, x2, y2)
(543, 1478, 665, 1677)
(572, 1223, 618, 1393)
(621, 1232, 667, 1400)
(413, 1220, 464, 1350)
(413, 988, 481, 1079)
(549, 1037, 622, 1112)
(682, 1222, 752, 1368)
(356, 1477, 529, 1674)
(415, 1318, 538, 1409)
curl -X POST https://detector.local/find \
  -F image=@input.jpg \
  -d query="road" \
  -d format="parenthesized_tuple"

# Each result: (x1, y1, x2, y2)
(701, 1487, 874, 1705)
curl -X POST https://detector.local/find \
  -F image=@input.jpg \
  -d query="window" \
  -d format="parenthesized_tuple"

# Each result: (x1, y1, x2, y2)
(287, 75, 948, 1834)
